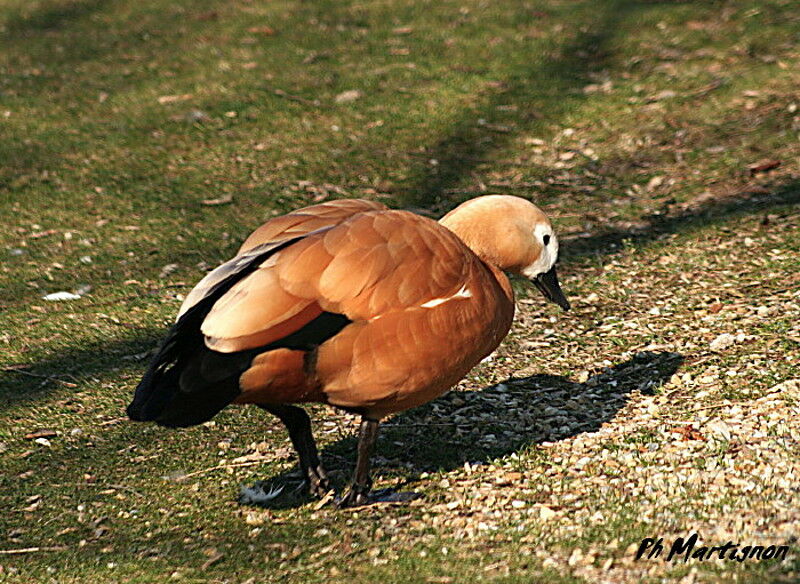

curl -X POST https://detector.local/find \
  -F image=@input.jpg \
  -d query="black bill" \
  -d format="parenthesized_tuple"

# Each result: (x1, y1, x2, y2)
(533, 265, 570, 311)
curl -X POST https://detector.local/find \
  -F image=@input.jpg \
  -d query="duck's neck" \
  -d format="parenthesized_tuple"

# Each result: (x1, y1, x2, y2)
(440, 219, 516, 303)
(485, 262, 515, 304)
(440, 214, 535, 275)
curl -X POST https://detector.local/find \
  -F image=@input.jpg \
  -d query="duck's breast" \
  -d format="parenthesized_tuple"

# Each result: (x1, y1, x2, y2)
(315, 244, 515, 419)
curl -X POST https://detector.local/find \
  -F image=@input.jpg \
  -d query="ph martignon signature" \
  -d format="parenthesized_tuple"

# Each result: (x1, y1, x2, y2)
(635, 533, 790, 563)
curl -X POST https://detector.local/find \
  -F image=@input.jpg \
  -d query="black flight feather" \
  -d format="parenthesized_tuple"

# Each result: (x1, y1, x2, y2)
(127, 237, 350, 428)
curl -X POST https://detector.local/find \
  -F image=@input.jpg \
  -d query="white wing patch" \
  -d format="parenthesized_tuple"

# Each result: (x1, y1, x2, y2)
(420, 284, 472, 308)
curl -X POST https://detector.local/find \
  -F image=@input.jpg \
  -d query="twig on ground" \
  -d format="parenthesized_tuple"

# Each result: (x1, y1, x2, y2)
(0, 546, 67, 555)
(99, 417, 129, 427)
(176, 461, 265, 481)
(268, 87, 321, 107)
(51, 482, 147, 498)
(690, 402, 740, 414)
(2, 367, 78, 387)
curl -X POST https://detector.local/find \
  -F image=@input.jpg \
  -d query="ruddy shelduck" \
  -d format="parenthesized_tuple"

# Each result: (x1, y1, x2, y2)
(128, 195, 569, 506)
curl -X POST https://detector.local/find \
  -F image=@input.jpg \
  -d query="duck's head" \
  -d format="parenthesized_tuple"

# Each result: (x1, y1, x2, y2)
(439, 195, 570, 310)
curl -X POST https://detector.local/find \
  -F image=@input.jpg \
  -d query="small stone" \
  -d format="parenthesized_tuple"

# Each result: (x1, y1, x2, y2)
(646, 175, 665, 190)
(568, 548, 583, 567)
(159, 263, 179, 279)
(710, 333, 736, 352)
(335, 90, 363, 103)
(185, 110, 210, 123)
(538, 505, 557, 520)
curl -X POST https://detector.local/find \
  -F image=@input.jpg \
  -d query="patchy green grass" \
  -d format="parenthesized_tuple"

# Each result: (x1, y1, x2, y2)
(1, 0, 799, 582)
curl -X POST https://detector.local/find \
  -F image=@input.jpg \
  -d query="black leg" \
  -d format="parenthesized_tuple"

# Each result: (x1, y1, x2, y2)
(261, 404, 331, 498)
(337, 417, 380, 508)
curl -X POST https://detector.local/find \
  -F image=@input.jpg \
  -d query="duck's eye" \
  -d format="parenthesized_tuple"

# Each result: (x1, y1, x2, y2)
(543, 234, 551, 246)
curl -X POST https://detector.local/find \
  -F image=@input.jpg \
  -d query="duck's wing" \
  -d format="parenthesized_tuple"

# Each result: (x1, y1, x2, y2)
(177, 198, 387, 320)
(238, 198, 388, 252)
(200, 210, 473, 353)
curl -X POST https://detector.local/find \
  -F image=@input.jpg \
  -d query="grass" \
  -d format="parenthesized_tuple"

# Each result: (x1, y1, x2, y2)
(1, 0, 799, 582)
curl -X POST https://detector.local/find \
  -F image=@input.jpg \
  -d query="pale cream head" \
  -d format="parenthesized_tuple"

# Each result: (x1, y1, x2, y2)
(438, 195, 558, 277)
(439, 195, 569, 310)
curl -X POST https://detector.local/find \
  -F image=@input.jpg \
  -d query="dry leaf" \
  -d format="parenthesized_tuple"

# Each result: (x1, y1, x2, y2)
(748, 159, 781, 175)
(157, 94, 193, 105)
(29, 229, 57, 239)
(24, 429, 57, 440)
(247, 26, 276, 35)
(335, 90, 363, 103)
(671, 424, 704, 441)
(202, 549, 225, 570)
(647, 90, 677, 102)
(201, 194, 233, 206)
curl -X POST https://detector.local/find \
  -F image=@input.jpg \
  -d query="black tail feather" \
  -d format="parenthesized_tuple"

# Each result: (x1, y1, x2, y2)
(127, 238, 352, 429)
(126, 240, 299, 428)
(126, 301, 249, 427)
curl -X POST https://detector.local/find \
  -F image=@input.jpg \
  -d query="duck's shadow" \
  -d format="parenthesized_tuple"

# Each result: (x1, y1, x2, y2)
(242, 351, 682, 509)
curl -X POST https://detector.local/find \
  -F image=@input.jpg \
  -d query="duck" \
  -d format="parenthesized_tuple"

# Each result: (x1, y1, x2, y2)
(127, 195, 569, 507)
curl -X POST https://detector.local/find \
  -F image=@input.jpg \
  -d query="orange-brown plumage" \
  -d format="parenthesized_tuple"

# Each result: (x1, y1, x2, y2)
(208, 209, 515, 419)
(238, 348, 323, 404)
(128, 195, 569, 506)
(238, 198, 387, 253)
